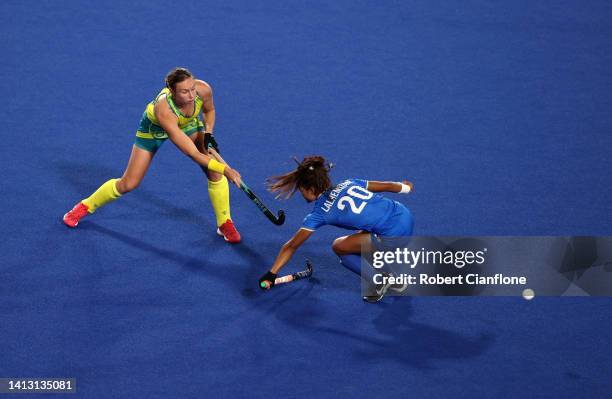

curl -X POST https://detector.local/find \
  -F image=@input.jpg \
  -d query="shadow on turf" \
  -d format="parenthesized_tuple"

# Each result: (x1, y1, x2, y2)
(77, 222, 253, 291)
(363, 300, 496, 368)
(75, 221, 313, 300)
(273, 298, 495, 369)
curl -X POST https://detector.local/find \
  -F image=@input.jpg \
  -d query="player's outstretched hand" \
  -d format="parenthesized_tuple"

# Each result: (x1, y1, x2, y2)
(259, 271, 277, 290)
(224, 166, 242, 187)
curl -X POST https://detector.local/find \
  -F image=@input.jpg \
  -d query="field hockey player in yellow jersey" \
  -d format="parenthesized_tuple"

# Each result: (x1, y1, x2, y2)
(63, 67, 243, 243)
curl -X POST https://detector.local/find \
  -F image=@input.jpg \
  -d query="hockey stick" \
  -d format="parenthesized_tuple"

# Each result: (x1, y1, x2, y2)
(207, 148, 286, 225)
(261, 260, 313, 289)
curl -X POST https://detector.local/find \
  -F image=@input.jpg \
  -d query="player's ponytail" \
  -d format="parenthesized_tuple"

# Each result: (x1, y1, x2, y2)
(267, 156, 333, 199)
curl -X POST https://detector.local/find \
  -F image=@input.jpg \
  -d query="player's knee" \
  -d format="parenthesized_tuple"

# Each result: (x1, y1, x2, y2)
(206, 171, 223, 182)
(117, 177, 141, 193)
(332, 237, 347, 255)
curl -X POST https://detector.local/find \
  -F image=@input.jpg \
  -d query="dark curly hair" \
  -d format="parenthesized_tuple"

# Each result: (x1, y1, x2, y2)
(267, 156, 333, 199)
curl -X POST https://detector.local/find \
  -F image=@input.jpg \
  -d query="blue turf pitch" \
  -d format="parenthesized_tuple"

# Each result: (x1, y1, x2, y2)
(1, 1, 611, 397)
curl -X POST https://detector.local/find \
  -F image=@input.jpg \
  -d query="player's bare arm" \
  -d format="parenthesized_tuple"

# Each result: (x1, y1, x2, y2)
(196, 80, 215, 133)
(259, 228, 313, 289)
(367, 180, 413, 193)
(270, 228, 314, 274)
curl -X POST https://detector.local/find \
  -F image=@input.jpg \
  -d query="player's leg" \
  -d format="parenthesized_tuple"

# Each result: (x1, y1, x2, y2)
(332, 231, 376, 277)
(63, 143, 156, 227)
(332, 231, 372, 257)
(332, 232, 398, 303)
(115, 144, 156, 194)
(332, 232, 371, 273)
(191, 132, 240, 243)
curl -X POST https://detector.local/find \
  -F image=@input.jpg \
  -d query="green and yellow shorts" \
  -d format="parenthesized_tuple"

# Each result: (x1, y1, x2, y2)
(134, 112, 205, 153)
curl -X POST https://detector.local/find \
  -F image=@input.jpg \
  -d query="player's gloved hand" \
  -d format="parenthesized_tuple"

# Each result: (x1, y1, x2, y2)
(259, 271, 277, 290)
(204, 132, 219, 153)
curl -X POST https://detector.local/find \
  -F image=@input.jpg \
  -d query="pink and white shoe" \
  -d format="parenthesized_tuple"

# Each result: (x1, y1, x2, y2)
(63, 202, 89, 228)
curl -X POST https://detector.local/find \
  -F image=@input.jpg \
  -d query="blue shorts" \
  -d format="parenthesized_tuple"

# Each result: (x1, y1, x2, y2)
(375, 202, 414, 237)
(370, 203, 413, 250)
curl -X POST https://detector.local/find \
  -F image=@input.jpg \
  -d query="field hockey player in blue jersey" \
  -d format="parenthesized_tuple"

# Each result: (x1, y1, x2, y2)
(259, 156, 414, 303)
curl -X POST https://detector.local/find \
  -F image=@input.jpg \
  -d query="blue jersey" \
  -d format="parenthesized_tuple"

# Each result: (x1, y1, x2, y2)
(301, 179, 413, 236)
